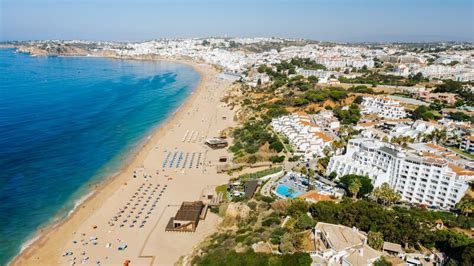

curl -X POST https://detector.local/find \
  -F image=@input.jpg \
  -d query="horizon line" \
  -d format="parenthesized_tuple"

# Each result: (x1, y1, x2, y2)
(1, 37, 473, 45)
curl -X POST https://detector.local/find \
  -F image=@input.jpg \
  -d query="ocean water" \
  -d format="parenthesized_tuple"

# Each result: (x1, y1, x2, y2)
(0, 49, 200, 264)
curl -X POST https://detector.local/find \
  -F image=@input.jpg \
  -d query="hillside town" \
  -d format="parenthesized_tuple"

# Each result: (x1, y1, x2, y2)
(8, 38, 474, 265)
(11, 38, 474, 83)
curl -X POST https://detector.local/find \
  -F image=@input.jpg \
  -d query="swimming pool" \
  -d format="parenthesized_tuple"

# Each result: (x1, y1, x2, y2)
(275, 184, 303, 198)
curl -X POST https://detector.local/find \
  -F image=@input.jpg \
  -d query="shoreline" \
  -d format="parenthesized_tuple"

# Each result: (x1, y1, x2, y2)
(9, 51, 229, 265)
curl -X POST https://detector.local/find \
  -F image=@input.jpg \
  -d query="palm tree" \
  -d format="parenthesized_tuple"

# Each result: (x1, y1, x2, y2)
(348, 179, 362, 200)
(432, 129, 448, 144)
(332, 139, 346, 155)
(367, 231, 384, 250)
(323, 146, 331, 157)
(415, 133, 422, 142)
(307, 168, 315, 191)
(288, 187, 296, 197)
(372, 183, 401, 205)
(455, 196, 474, 217)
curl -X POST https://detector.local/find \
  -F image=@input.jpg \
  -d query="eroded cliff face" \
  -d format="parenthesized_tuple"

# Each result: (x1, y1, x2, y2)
(17, 44, 90, 56)
(95, 49, 119, 58)
(17, 46, 49, 56)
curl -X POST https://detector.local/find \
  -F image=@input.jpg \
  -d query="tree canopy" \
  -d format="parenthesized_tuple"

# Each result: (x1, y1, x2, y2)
(307, 199, 474, 260)
(367, 231, 384, 250)
(455, 195, 474, 217)
(333, 104, 361, 125)
(339, 174, 374, 198)
(411, 105, 441, 121)
(434, 80, 473, 106)
(372, 183, 401, 205)
(193, 249, 312, 266)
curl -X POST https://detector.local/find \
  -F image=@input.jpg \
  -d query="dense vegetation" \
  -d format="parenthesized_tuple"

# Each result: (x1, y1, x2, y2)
(193, 249, 312, 266)
(190, 196, 313, 265)
(229, 120, 284, 163)
(308, 200, 474, 264)
(289, 57, 326, 70)
(200, 196, 473, 264)
(449, 111, 474, 123)
(338, 72, 428, 87)
(338, 174, 374, 198)
(433, 80, 474, 106)
(333, 104, 361, 125)
(258, 57, 325, 78)
(348, 85, 377, 94)
(260, 87, 349, 110)
(303, 87, 348, 102)
(411, 105, 442, 121)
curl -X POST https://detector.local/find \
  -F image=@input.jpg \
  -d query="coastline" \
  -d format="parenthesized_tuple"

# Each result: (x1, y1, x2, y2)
(9, 52, 233, 265)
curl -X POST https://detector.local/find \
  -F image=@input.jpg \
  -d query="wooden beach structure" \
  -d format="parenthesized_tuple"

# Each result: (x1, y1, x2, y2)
(204, 137, 228, 149)
(165, 201, 207, 232)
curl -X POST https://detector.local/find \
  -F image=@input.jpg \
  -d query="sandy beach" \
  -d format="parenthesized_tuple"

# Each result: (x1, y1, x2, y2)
(10, 59, 235, 266)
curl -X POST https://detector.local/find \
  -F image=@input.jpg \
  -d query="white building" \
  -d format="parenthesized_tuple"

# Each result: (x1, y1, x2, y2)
(247, 73, 271, 87)
(313, 110, 341, 130)
(314, 55, 374, 70)
(389, 120, 443, 140)
(392, 64, 411, 77)
(361, 96, 407, 119)
(460, 135, 474, 154)
(326, 138, 474, 209)
(307, 222, 381, 266)
(295, 68, 338, 83)
(417, 64, 474, 81)
(271, 112, 333, 160)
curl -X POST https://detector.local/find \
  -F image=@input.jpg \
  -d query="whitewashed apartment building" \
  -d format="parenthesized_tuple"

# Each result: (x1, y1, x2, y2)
(389, 120, 443, 139)
(308, 222, 381, 266)
(460, 135, 474, 154)
(271, 112, 333, 160)
(295, 68, 341, 84)
(314, 57, 374, 70)
(326, 138, 474, 209)
(361, 96, 407, 119)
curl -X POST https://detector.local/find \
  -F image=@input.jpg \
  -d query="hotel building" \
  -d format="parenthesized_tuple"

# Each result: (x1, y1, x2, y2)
(326, 138, 474, 209)
(460, 135, 474, 154)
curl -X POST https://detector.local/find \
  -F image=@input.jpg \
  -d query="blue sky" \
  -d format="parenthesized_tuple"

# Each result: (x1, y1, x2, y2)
(1, 0, 473, 42)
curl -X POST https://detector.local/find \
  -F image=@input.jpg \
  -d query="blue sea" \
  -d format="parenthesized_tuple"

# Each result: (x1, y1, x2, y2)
(0, 49, 200, 264)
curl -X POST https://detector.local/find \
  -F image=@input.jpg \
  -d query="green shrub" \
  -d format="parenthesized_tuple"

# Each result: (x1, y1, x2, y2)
(262, 216, 280, 227)
(270, 155, 285, 163)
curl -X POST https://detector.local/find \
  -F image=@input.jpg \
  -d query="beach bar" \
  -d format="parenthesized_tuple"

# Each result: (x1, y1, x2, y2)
(205, 137, 228, 149)
(166, 201, 206, 232)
